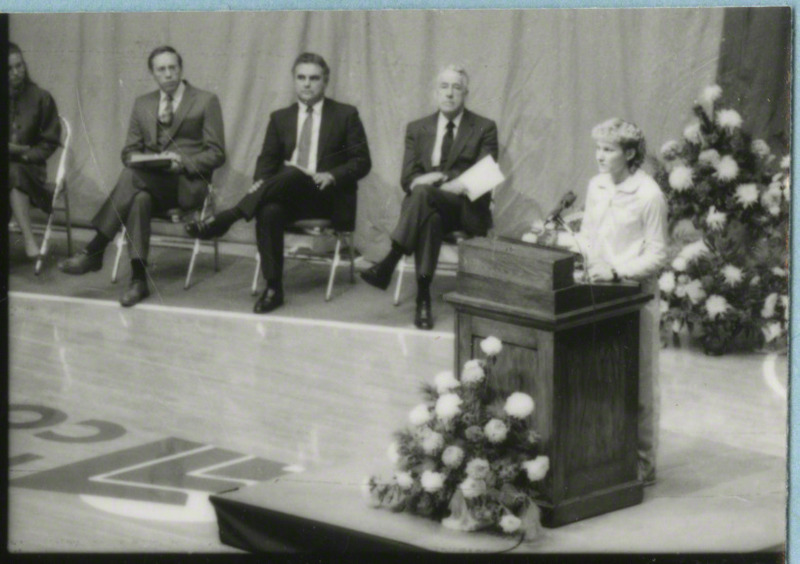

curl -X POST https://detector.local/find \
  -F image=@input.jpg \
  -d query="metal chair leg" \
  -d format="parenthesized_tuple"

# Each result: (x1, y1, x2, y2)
(111, 229, 125, 283)
(326, 236, 342, 302)
(63, 183, 73, 256)
(252, 251, 261, 295)
(347, 232, 355, 283)
(185, 238, 201, 290)
(35, 212, 55, 276)
(213, 239, 219, 272)
(393, 257, 406, 306)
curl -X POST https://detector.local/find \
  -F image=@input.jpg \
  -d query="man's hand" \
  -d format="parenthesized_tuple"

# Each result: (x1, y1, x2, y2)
(164, 151, 182, 174)
(587, 262, 615, 282)
(247, 179, 265, 194)
(313, 172, 335, 191)
(9, 142, 30, 156)
(440, 179, 468, 196)
(410, 172, 448, 190)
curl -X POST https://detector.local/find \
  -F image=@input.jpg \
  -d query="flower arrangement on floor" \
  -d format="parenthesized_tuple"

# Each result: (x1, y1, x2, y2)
(654, 84, 790, 355)
(365, 336, 549, 540)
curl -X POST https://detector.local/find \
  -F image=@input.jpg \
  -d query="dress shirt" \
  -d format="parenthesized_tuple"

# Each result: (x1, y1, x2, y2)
(290, 98, 324, 173)
(431, 110, 464, 167)
(577, 168, 668, 280)
(159, 80, 186, 119)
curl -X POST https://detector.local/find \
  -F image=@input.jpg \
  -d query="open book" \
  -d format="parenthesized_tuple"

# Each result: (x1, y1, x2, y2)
(455, 155, 506, 201)
(129, 153, 174, 170)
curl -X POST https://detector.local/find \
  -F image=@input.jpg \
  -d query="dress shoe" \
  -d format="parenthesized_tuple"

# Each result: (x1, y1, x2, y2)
(185, 216, 230, 240)
(414, 297, 434, 330)
(120, 279, 150, 307)
(254, 287, 284, 314)
(59, 249, 103, 275)
(360, 264, 393, 290)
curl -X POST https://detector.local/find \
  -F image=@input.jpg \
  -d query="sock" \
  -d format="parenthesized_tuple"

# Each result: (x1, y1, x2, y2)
(130, 259, 147, 281)
(85, 232, 111, 255)
(214, 208, 244, 228)
(267, 278, 283, 295)
(417, 275, 432, 303)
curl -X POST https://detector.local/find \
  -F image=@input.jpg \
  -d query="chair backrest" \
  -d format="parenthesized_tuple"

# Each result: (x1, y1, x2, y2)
(53, 116, 72, 190)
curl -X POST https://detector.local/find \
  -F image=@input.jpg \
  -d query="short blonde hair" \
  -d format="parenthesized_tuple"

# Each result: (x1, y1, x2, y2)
(591, 118, 647, 171)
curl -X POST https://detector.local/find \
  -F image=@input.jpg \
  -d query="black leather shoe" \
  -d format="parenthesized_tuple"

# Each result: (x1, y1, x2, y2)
(120, 279, 150, 307)
(360, 264, 393, 290)
(185, 216, 230, 240)
(254, 288, 284, 314)
(59, 249, 104, 275)
(414, 297, 433, 330)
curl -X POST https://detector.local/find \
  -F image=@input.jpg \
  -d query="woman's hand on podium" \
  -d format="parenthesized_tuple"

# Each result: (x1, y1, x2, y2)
(587, 262, 616, 282)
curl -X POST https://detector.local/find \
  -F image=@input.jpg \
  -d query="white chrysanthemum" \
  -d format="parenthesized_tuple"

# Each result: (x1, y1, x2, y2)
(660, 140, 682, 161)
(698, 149, 721, 167)
(395, 471, 414, 490)
(408, 403, 432, 426)
(762, 293, 778, 319)
(523, 456, 550, 482)
(715, 155, 739, 181)
(421, 429, 445, 454)
(683, 121, 702, 144)
(499, 514, 522, 534)
(750, 275, 761, 287)
(685, 279, 707, 305)
(700, 84, 723, 105)
(442, 445, 465, 468)
(435, 392, 462, 421)
(705, 295, 730, 320)
(504, 392, 535, 419)
(672, 257, 688, 272)
(669, 165, 694, 192)
(761, 183, 783, 216)
(484, 418, 509, 443)
(781, 155, 791, 169)
(459, 477, 487, 499)
(521, 231, 538, 244)
(762, 322, 783, 343)
(660, 299, 669, 314)
(772, 267, 787, 277)
(705, 206, 727, 231)
(434, 370, 460, 393)
(480, 336, 503, 356)
(465, 458, 491, 479)
(751, 139, 771, 158)
(671, 319, 683, 333)
(420, 470, 445, 493)
(387, 441, 400, 464)
(716, 108, 743, 130)
(780, 295, 789, 310)
(658, 271, 676, 294)
(678, 274, 690, 285)
(461, 359, 485, 384)
(678, 239, 710, 262)
(734, 183, 759, 208)
(721, 265, 743, 286)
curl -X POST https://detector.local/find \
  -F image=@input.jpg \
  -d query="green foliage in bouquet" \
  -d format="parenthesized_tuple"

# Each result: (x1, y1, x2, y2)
(365, 336, 549, 539)
(653, 85, 790, 355)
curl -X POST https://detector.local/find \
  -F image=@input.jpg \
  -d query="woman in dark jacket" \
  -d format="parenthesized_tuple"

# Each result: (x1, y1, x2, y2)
(9, 42, 61, 258)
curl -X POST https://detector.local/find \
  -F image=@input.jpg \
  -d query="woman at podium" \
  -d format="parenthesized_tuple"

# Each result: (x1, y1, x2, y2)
(575, 118, 668, 486)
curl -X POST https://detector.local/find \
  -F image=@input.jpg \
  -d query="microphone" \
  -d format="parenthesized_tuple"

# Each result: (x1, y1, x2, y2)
(545, 190, 577, 224)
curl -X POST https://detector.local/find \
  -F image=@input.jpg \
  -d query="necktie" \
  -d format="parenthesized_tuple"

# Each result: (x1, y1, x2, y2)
(159, 94, 174, 127)
(296, 105, 314, 169)
(440, 121, 455, 167)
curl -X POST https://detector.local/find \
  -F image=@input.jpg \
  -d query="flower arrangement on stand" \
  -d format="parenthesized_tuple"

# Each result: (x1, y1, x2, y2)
(364, 336, 549, 540)
(655, 84, 790, 355)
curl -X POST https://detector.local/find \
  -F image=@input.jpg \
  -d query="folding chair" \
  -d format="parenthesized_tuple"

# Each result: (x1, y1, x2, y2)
(251, 219, 355, 302)
(110, 184, 219, 289)
(35, 116, 73, 275)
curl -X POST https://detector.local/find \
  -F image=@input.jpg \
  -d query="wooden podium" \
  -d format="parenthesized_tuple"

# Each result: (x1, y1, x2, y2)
(444, 236, 652, 527)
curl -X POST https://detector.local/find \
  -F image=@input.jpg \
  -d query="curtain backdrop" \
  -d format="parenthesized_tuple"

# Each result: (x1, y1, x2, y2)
(11, 9, 725, 260)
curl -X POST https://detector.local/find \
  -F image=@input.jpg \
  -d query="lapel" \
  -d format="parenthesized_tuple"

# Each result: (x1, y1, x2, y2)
(145, 90, 160, 145)
(420, 113, 438, 171)
(317, 98, 334, 161)
(167, 81, 195, 137)
(444, 109, 473, 170)
(285, 103, 299, 156)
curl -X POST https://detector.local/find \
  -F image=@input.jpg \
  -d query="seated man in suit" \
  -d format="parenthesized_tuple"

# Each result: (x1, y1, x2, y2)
(361, 65, 499, 330)
(59, 45, 226, 307)
(185, 52, 372, 314)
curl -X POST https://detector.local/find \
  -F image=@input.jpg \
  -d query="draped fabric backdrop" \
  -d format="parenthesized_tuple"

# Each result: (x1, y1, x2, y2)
(11, 9, 726, 260)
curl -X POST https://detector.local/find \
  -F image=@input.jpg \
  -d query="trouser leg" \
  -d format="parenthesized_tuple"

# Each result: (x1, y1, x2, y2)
(125, 191, 153, 262)
(255, 202, 288, 285)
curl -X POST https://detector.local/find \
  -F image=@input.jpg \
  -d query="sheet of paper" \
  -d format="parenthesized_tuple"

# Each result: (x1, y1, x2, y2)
(456, 155, 506, 201)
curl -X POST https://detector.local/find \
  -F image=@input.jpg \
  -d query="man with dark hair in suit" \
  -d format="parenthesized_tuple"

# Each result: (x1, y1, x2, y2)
(186, 52, 372, 314)
(361, 65, 499, 330)
(59, 45, 226, 307)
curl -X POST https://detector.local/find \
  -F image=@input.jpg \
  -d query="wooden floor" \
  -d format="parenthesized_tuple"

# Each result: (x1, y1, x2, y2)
(7, 232, 788, 554)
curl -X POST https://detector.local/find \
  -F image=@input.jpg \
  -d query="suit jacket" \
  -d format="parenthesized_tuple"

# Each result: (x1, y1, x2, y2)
(401, 109, 499, 234)
(253, 97, 371, 231)
(121, 81, 226, 208)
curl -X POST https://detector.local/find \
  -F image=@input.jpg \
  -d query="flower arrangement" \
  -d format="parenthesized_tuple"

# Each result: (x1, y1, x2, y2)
(655, 84, 790, 355)
(365, 337, 549, 540)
